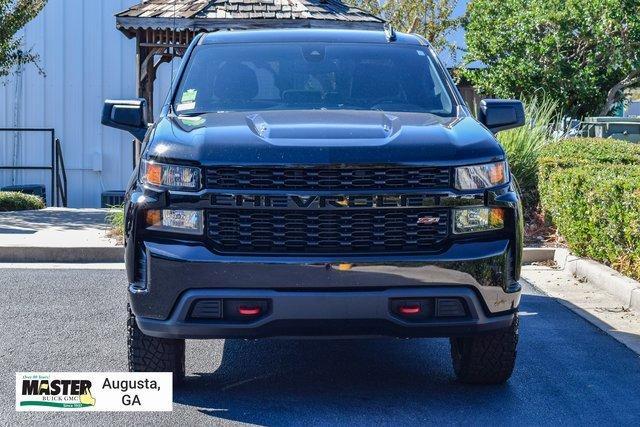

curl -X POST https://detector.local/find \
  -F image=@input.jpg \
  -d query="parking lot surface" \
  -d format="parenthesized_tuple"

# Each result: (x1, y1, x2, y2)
(2, 269, 640, 425)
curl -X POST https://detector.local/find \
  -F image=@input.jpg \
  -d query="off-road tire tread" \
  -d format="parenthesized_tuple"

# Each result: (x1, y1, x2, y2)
(127, 305, 185, 383)
(450, 314, 519, 384)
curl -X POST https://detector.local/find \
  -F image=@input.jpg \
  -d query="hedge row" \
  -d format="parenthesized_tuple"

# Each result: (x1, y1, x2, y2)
(0, 191, 45, 212)
(539, 138, 640, 280)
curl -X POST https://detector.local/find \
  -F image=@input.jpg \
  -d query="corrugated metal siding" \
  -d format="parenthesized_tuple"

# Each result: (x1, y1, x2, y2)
(0, 0, 176, 207)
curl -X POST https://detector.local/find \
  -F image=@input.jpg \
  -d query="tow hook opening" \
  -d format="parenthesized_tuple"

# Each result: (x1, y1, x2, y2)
(238, 305, 262, 316)
(399, 305, 421, 315)
(189, 298, 270, 322)
(390, 298, 468, 320)
(226, 300, 269, 320)
(391, 299, 434, 320)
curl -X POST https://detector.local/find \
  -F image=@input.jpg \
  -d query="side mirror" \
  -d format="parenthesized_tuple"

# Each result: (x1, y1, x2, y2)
(102, 99, 148, 141)
(478, 99, 525, 133)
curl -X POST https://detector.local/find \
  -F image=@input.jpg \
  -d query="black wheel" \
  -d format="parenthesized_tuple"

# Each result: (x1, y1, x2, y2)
(127, 305, 185, 384)
(450, 313, 519, 384)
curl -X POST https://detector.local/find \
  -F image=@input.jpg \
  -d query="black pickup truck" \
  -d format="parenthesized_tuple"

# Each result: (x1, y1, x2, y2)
(103, 28, 525, 385)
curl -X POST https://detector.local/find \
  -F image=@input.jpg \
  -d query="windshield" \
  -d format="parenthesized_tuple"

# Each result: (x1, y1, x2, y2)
(173, 42, 456, 116)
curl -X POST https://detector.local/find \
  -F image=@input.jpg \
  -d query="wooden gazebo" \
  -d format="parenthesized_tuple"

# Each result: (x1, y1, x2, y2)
(116, 0, 385, 121)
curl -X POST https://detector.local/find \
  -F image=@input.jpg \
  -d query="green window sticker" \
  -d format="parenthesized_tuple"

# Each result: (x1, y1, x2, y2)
(179, 116, 206, 127)
(181, 89, 198, 103)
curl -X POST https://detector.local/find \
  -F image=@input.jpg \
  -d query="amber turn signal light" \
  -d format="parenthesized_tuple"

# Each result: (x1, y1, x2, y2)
(145, 210, 162, 227)
(144, 163, 163, 186)
(489, 208, 505, 228)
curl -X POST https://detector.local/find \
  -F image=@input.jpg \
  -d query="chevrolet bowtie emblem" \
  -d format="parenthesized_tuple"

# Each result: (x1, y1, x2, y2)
(335, 198, 349, 207)
(417, 216, 440, 225)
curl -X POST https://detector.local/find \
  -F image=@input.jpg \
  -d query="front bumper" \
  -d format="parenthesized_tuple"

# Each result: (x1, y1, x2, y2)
(130, 238, 520, 339)
(136, 287, 515, 339)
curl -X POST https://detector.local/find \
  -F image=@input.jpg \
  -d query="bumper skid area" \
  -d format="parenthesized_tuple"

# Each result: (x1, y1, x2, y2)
(131, 238, 520, 339)
(135, 287, 516, 339)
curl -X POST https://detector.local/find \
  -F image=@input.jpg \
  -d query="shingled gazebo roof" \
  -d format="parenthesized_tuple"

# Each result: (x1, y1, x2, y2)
(116, 0, 385, 37)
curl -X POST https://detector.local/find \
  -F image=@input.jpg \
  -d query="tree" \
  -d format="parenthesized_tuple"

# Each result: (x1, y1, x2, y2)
(0, 0, 47, 80)
(462, 0, 640, 117)
(349, 0, 462, 62)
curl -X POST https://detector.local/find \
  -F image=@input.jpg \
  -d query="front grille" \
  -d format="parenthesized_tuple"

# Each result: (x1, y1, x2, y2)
(207, 209, 449, 254)
(206, 167, 451, 190)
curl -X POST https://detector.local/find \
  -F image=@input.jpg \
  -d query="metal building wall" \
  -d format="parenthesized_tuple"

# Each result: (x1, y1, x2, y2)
(0, 0, 174, 208)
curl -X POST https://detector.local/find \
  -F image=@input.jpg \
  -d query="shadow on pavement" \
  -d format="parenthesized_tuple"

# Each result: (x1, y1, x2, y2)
(0, 226, 37, 234)
(0, 209, 110, 231)
(172, 293, 640, 425)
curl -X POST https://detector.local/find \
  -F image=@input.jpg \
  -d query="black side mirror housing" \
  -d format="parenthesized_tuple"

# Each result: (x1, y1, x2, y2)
(102, 99, 148, 141)
(478, 99, 525, 133)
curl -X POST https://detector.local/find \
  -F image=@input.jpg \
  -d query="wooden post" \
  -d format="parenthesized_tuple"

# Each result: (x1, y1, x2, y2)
(144, 54, 156, 121)
(134, 31, 144, 165)
(134, 31, 161, 166)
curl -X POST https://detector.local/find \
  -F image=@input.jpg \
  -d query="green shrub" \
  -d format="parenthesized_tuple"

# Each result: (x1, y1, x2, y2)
(498, 96, 558, 209)
(106, 205, 125, 239)
(0, 191, 45, 212)
(539, 137, 640, 172)
(539, 138, 640, 280)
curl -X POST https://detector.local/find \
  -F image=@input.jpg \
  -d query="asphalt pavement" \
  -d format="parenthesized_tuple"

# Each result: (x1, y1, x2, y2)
(1, 268, 640, 425)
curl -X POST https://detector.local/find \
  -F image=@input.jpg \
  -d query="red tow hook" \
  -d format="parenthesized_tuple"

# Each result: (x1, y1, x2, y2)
(399, 305, 421, 315)
(238, 306, 262, 316)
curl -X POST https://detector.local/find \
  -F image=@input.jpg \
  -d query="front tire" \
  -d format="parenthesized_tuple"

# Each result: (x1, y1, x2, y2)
(450, 313, 519, 384)
(127, 305, 185, 384)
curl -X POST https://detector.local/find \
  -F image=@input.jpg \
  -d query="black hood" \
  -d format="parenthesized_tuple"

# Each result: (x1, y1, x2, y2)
(145, 110, 504, 167)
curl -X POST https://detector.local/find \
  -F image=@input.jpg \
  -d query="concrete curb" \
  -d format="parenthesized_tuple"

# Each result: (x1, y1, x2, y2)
(522, 247, 640, 311)
(0, 246, 124, 263)
(522, 247, 556, 264)
(554, 248, 640, 311)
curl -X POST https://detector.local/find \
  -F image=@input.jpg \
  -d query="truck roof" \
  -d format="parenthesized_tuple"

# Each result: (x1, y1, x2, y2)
(200, 28, 425, 46)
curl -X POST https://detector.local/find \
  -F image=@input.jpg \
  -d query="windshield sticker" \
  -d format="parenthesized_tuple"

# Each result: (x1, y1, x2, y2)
(181, 89, 198, 103)
(179, 116, 206, 127)
(176, 102, 196, 112)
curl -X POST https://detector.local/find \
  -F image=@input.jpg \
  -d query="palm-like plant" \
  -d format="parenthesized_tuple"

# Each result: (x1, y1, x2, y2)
(498, 96, 559, 209)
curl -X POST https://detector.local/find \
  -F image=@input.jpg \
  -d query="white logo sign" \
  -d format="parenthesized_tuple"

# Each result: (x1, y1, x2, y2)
(16, 372, 172, 412)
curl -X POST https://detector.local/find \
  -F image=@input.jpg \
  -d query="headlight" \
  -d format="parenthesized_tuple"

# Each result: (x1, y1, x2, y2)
(140, 160, 201, 191)
(453, 208, 504, 234)
(455, 161, 508, 190)
(145, 209, 204, 235)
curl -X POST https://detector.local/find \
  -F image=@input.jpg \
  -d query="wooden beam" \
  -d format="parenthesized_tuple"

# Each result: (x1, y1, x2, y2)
(156, 53, 174, 68)
(144, 57, 156, 122)
(134, 30, 144, 164)
(139, 43, 189, 49)
(139, 47, 163, 84)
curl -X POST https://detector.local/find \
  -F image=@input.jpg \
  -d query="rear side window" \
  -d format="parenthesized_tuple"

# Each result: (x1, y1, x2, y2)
(174, 42, 456, 116)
